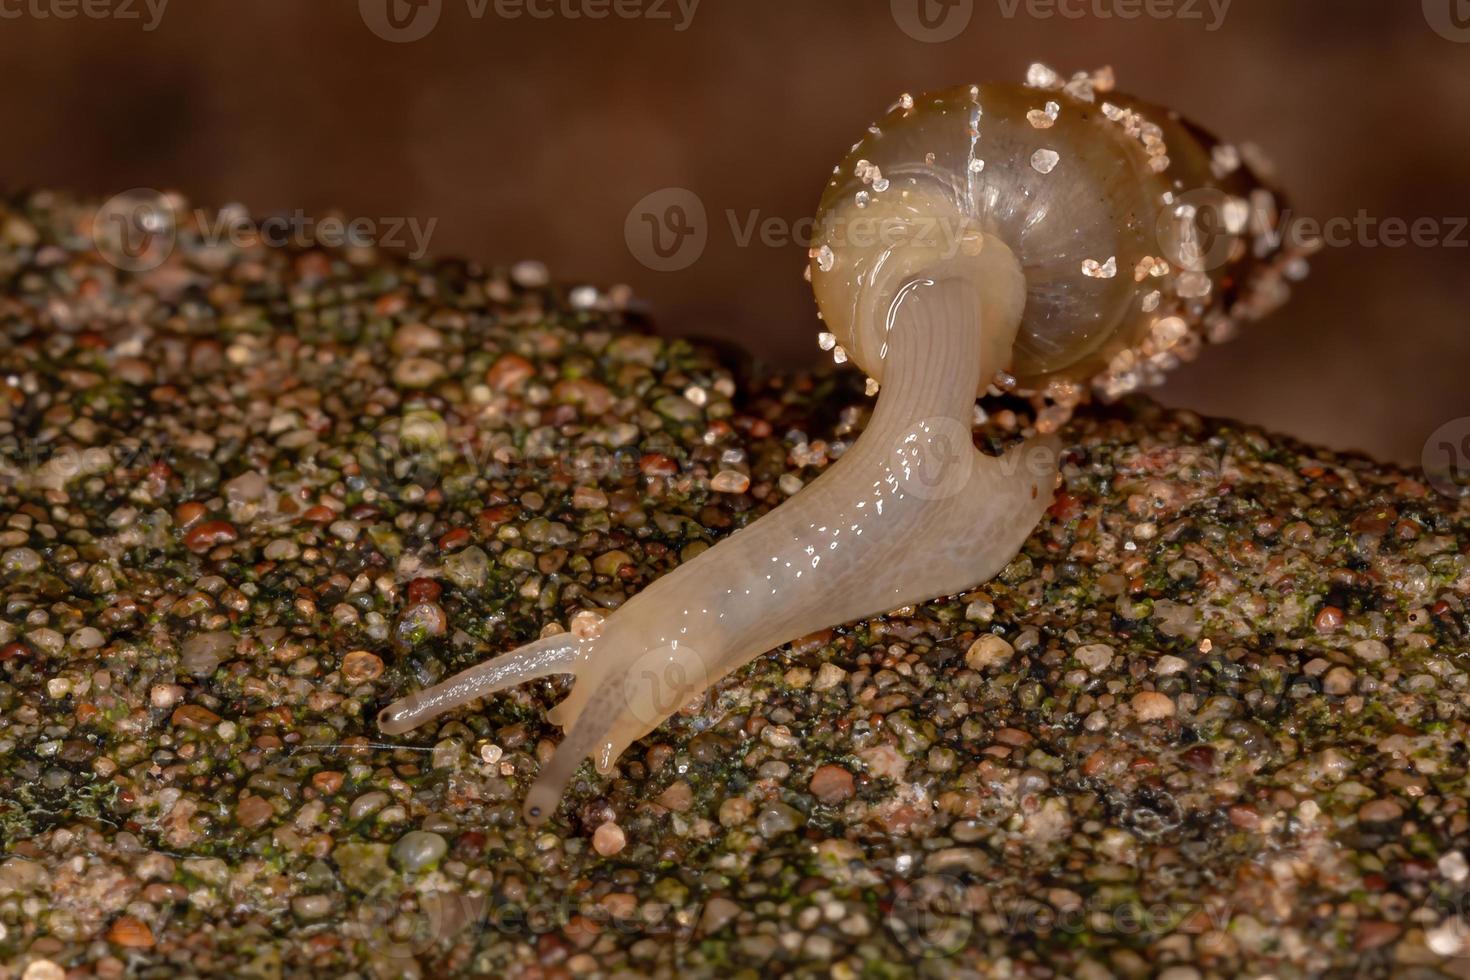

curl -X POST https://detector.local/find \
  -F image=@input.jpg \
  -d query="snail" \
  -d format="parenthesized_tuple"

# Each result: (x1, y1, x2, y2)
(379, 65, 1307, 824)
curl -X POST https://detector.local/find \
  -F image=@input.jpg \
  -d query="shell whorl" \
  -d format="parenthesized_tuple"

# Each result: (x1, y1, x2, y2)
(807, 65, 1310, 424)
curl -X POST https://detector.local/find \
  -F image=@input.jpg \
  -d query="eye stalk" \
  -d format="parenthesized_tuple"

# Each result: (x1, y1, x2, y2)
(378, 66, 1306, 826)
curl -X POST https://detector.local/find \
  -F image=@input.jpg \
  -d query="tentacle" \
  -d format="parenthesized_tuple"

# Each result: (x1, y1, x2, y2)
(523, 677, 632, 824)
(377, 631, 583, 735)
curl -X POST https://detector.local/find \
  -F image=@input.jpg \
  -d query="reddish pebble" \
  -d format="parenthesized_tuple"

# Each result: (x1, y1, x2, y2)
(174, 501, 207, 529)
(438, 527, 472, 551)
(184, 520, 238, 553)
(1047, 491, 1084, 522)
(640, 453, 678, 477)
(486, 353, 535, 392)
(407, 578, 442, 604)
(311, 771, 345, 794)
(1314, 605, 1344, 632)
(236, 794, 274, 829)
(809, 764, 855, 804)
(478, 505, 519, 531)
(107, 916, 155, 948)
(1353, 920, 1402, 951)
(171, 704, 222, 730)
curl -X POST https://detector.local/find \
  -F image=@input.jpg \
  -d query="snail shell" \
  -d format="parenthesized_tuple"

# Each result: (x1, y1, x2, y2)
(808, 65, 1308, 414)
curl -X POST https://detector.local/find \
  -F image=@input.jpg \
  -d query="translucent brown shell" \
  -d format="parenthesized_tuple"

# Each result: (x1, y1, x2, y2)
(808, 68, 1312, 412)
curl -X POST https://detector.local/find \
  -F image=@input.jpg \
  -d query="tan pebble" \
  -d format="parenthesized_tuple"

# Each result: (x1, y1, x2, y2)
(572, 486, 608, 509)
(1322, 665, 1356, 695)
(1358, 799, 1403, 823)
(710, 470, 751, 493)
(1075, 643, 1114, 673)
(813, 662, 847, 691)
(699, 896, 741, 935)
(485, 353, 535, 391)
(718, 796, 753, 827)
(1154, 655, 1188, 676)
(1352, 639, 1389, 663)
(592, 821, 627, 856)
(570, 610, 605, 639)
(965, 634, 1013, 670)
(392, 357, 444, 389)
(656, 780, 693, 812)
(341, 650, 384, 684)
(390, 323, 443, 356)
(1132, 691, 1175, 721)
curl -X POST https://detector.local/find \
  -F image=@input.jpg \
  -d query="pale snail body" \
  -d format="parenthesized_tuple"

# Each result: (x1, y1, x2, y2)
(380, 65, 1303, 825)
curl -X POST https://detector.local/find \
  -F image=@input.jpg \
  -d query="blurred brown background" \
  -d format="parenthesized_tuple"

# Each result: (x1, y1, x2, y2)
(1, 0, 1466, 463)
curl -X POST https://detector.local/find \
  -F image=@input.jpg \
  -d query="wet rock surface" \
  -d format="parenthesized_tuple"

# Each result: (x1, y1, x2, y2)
(0, 193, 1468, 978)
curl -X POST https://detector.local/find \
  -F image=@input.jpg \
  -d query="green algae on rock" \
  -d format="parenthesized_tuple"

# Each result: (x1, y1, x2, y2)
(0, 192, 1468, 978)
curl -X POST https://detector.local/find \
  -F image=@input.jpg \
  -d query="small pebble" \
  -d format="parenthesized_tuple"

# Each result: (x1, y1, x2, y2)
(391, 830, 447, 872)
(1132, 691, 1175, 721)
(966, 634, 1013, 670)
(1076, 643, 1114, 673)
(809, 764, 855, 804)
(593, 822, 627, 856)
